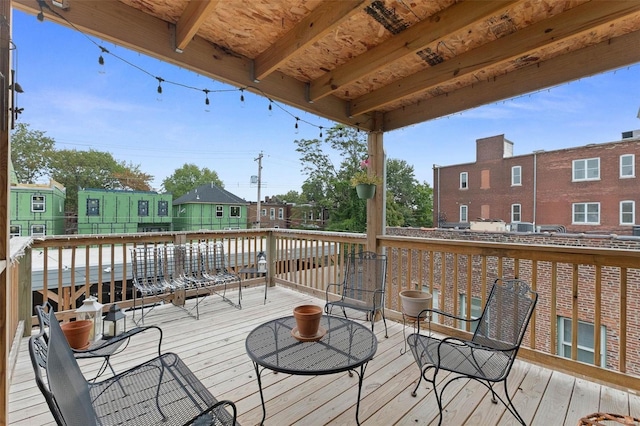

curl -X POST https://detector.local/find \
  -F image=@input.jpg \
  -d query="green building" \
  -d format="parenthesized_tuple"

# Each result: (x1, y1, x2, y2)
(9, 179, 66, 237)
(77, 188, 173, 234)
(173, 183, 248, 231)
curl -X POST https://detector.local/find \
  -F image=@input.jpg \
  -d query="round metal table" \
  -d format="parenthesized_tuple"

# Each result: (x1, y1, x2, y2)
(245, 315, 377, 425)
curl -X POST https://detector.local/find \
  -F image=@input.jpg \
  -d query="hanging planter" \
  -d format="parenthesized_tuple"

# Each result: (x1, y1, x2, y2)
(355, 183, 376, 199)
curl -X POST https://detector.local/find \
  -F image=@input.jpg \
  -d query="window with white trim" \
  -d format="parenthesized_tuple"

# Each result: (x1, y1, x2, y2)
(230, 206, 241, 218)
(428, 288, 440, 323)
(270, 208, 275, 219)
(10, 225, 20, 238)
(557, 317, 606, 367)
(278, 208, 284, 219)
(572, 158, 600, 181)
(459, 172, 468, 189)
(31, 224, 45, 237)
(261, 208, 267, 217)
(511, 204, 521, 222)
(511, 166, 522, 186)
(216, 206, 223, 218)
(620, 201, 635, 225)
(31, 195, 45, 212)
(573, 202, 600, 224)
(460, 205, 468, 222)
(620, 154, 635, 178)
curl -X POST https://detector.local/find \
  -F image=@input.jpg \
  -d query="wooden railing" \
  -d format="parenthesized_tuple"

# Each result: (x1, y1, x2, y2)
(18, 229, 640, 392)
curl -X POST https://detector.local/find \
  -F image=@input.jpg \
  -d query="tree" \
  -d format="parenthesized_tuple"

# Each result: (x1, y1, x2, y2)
(162, 163, 223, 199)
(269, 190, 306, 204)
(10, 123, 55, 183)
(49, 149, 150, 213)
(112, 162, 153, 191)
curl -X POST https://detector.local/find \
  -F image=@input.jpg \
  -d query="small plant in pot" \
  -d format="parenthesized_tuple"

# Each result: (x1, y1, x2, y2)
(351, 158, 382, 199)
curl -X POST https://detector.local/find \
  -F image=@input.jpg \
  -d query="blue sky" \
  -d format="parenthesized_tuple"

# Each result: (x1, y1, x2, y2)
(12, 9, 640, 201)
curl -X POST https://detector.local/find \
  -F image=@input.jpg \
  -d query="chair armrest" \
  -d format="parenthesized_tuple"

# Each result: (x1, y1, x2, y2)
(184, 400, 237, 426)
(74, 325, 163, 358)
(439, 336, 518, 354)
(325, 283, 343, 299)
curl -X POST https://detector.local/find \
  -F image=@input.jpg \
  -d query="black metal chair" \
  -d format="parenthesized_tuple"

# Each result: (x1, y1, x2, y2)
(407, 278, 538, 425)
(35, 302, 162, 382)
(29, 310, 239, 426)
(325, 251, 388, 338)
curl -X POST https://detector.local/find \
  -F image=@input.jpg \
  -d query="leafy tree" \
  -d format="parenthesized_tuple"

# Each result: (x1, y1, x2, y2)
(269, 190, 306, 204)
(112, 162, 153, 191)
(10, 123, 55, 183)
(412, 181, 434, 227)
(162, 163, 223, 199)
(49, 149, 126, 213)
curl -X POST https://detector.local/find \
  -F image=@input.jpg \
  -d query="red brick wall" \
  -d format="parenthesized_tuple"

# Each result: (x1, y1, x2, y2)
(387, 227, 640, 375)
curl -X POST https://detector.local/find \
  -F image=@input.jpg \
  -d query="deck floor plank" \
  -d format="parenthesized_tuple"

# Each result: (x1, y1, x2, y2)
(8, 285, 637, 425)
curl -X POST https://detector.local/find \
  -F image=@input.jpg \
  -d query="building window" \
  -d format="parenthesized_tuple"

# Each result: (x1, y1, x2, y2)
(31, 224, 45, 236)
(216, 206, 223, 217)
(138, 200, 149, 216)
(158, 200, 168, 216)
(87, 198, 100, 216)
(459, 172, 468, 189)
(278, 208, 284, 219)
(459, 294, 483, 332)
(270, 208, 275, 219)
(261, 208, 267, 217)
(557, 317, 606, 367)
(10, 225, 20, 238)
(573, 202, 600, 224)
(511, 166, 522, 186)
(511, 204, 521, 222)
(620, 154, 635, 178)
(32, 195, 45, 212)
(309, 211, 314, 220)
(230, 206, 241, 218)
(620, 201, 635, 225)
(460, 205, 468, 222)
(572, 158, 600, 181)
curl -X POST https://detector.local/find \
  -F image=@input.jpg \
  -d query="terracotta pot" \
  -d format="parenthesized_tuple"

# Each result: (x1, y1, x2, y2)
(399, 290, 432, 318)
(60, 320, 92, 350)
(293, 305, 323, 338)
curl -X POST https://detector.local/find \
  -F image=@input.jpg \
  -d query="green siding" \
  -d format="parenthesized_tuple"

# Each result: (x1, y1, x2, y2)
(9, 184, 66, 237)
(172, 203, 247, 231)
(77, 189, 172, 235)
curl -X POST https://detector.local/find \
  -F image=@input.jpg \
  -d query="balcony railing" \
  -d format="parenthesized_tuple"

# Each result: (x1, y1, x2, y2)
(9, 228, 640, 394)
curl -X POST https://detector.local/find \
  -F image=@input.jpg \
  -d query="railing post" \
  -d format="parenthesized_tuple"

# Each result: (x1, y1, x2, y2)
(18, 246, 32, 337)
(266, 230, 276, 288)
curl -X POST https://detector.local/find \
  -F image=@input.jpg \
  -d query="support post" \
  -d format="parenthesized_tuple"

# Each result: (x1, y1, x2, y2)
(366, 112, 385, 253)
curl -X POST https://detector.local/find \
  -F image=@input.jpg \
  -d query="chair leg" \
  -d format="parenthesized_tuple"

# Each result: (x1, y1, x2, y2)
(502, 379, 526, 425)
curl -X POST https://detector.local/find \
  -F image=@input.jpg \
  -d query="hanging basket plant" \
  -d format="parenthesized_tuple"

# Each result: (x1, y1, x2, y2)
(351, 157, 381, 199)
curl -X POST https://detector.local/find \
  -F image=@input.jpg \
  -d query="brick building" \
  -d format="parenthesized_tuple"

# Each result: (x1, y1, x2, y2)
(246, 197, 290, 228)
(434, 131, 640, 235)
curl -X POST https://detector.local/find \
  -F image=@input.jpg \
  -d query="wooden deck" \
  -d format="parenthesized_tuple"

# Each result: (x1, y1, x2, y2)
(9, 285, 640, 425)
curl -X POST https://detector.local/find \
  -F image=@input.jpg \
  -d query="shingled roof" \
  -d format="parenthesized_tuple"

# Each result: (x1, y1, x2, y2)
(172, 182, 246, 205)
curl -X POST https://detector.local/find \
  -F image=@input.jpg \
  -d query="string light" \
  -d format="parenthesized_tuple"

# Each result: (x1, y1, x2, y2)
(31, 3, 375, 135)
(156, 77, 164, 94)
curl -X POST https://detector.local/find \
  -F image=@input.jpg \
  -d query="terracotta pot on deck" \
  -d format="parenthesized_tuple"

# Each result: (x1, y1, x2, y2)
(60, 320, 92, 350)
(293, 305, 323, 338)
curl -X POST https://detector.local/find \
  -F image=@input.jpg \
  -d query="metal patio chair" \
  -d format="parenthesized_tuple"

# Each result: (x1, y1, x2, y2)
(29, 310, 238, 426)
(35, 302, 162, 382)
(407, 278, 538, 425)
(325, 251, 388, 338)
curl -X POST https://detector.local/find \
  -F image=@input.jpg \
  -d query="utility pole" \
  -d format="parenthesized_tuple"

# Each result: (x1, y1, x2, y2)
(255, 152, 263, 228)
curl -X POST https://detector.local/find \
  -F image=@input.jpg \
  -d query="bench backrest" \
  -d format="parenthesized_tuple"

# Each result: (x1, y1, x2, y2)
(202, 242, 230, 274)
(29, 311, 97, 426)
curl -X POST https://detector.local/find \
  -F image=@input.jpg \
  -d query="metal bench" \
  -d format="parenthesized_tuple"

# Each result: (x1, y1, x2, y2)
(29, 310, 239, 426)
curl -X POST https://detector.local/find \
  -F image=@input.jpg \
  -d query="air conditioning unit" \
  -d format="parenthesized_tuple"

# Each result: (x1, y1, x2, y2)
(512, 222, 534, 232)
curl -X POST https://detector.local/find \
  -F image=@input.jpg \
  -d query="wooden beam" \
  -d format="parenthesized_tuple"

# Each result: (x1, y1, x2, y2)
(350, 1, 640, 116)
(12, 0, 373, 130)
(253, 0, 364, 82)
(309, 0, 517, 102)
(174, 0, 219, 53)
(383, 29, 640, 131)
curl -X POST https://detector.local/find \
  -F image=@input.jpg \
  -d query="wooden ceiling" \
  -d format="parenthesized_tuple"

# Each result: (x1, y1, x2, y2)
(12, 0, 640, 132)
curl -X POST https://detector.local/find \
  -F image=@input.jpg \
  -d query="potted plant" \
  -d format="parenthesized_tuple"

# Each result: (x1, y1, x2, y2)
(351, 158, 382, 199)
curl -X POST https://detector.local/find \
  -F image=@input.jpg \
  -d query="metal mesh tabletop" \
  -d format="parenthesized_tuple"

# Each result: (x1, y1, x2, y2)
(246, 315, 377, 375)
